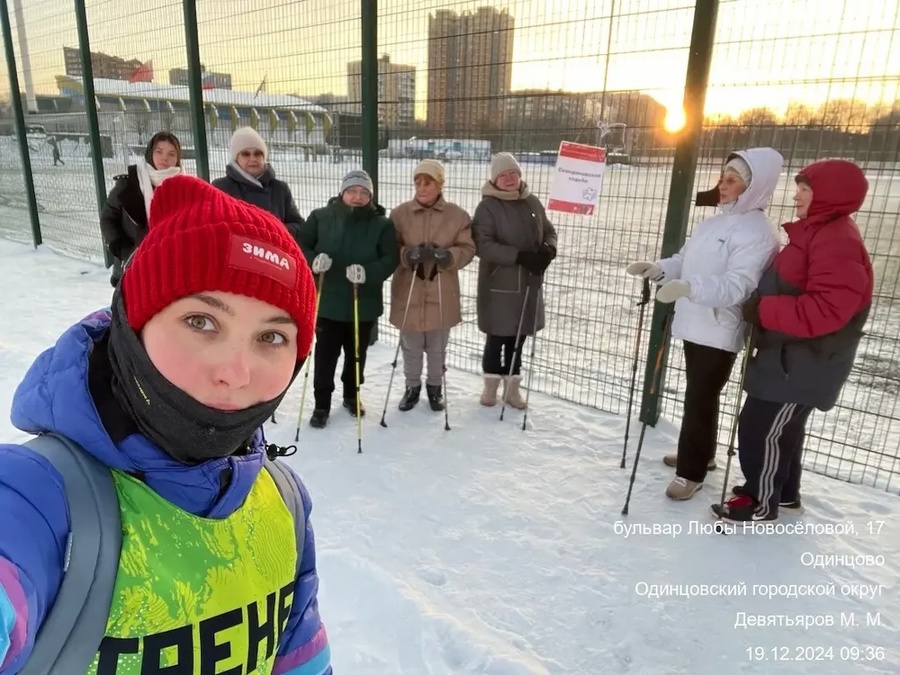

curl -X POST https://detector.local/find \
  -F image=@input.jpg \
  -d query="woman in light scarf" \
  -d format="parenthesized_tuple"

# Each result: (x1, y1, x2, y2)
(100, 131, 183, 286)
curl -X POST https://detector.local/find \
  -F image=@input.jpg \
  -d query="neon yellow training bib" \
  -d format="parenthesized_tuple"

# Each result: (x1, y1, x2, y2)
(86, 468, 297, 674)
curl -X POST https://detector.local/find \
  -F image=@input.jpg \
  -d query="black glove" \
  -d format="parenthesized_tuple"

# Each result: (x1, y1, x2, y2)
(742, 293, 761, 326)
(516, 250, 544, 274)
(404, 244, 434, 268)
(537, 243, 556, 271)
(432, 246, 452, 270)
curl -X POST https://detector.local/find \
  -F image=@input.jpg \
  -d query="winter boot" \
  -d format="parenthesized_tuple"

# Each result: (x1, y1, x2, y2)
(426, 384, 445, 411)
(502, 375, 527, 410)
(480, 374, 502, 406)
(665, 476, 702, 500)
(343, 397, 366, 417)
(663, 452, 717, 471)
(711, 493, 778, 523)
(732, 484, 804, 515)
(398, 385, 421, 411)
(309, 408, 330, 429)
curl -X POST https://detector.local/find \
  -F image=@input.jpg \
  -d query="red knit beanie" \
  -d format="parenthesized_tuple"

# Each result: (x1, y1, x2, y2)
(121, 174, 316, 362)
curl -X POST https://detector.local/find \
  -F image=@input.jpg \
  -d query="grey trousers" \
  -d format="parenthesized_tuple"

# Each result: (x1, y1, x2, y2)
(400, 328, 450, 387)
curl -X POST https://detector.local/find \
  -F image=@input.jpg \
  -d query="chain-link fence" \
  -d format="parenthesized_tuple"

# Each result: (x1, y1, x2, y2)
(375, 0, 696, 419)
(0, 8, 30, 245)
(655, 0, 900, 493)
(0, 0, 898, 493)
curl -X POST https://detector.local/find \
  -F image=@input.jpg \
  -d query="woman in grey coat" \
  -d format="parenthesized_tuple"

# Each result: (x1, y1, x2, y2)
(471, 152, 558, 409)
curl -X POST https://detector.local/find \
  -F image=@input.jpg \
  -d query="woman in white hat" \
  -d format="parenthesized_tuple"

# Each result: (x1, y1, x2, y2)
(472, 152, 558, 410)
(389, 159, 476, 412)
(212, 126, 305, 240)
(626, 148, 783, 501)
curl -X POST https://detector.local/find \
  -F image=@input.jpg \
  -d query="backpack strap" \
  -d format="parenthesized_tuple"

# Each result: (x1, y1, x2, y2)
(264, 459, 306, 578)
(19, 434, 122, 675)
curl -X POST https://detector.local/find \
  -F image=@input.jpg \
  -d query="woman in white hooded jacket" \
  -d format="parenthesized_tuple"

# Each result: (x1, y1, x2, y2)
(626, 147, 782, 500)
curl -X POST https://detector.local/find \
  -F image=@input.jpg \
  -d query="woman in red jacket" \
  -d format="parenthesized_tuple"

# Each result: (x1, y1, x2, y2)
(713, 159, 874, 523)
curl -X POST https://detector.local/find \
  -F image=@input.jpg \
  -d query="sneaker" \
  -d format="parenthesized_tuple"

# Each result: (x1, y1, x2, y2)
(398, 385, 421, 412)
(710, 494, 778, 523)
(426, 384, 445, 411)
(663, 453, 717, 471)
(731, 485, 804, 514)
(309, 408, 329, 428)
(343, 397, 366, 417)
(665, 476, 702, 500)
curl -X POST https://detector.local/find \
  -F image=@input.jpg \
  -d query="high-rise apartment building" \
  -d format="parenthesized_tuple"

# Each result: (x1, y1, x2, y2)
(347, 54, 416, 128)
(63, 47, 145, 81)
(427, 7, 514, 134)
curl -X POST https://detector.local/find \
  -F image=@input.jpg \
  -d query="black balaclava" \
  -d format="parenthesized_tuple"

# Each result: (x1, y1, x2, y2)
(106, 289, 297, 464)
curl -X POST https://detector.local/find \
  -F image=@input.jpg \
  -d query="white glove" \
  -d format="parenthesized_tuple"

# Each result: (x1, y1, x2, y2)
(346, 264, 366, 285)
(625, 261, 663, 281)
(311, 253, 332, 274)
(656, 279, 691, 303)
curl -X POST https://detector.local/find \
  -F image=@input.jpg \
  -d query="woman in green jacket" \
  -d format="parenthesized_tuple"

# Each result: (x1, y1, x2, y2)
(298, 170, 399, 428)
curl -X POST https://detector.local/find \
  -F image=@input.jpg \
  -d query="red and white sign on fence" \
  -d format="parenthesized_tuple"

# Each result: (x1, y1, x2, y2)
(546, 141, 607, 215)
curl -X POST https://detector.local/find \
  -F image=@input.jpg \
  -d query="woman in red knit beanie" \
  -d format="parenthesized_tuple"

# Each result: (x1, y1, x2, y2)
(0, 175, 332, 673)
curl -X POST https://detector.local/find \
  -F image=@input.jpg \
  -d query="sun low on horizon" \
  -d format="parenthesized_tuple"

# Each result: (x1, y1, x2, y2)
(3, 0, 897, 126)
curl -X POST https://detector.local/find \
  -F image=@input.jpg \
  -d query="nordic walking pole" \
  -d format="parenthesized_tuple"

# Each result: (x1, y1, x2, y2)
(352, 282, 363, 454)
(294, 272, 325, 442)
(500, 285, 531, 422)
(379, 267, 418, 428)
(437, 272, 451, 431)
(621, 309, 673, 515)
(521, 284, 542, 431)
(714, 327, 754, 534)
(621, 277, 652, 468)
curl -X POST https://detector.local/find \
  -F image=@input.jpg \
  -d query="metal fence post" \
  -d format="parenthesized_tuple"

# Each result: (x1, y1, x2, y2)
(361, 0, 378, 202)
(0, 0, 41, 248)
(639, 0, 719, 426)
(182, 0, 209, 180)
(74, 0, 112, 267)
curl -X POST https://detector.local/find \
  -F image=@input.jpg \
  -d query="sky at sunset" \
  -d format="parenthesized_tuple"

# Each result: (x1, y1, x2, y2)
(3, 0, 898, 122)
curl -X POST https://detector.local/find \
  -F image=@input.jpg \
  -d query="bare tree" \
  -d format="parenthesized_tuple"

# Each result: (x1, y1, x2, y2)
(816, 98, 872, 132)
(738, 107, 779, 127)
(784, 103, 816, 126)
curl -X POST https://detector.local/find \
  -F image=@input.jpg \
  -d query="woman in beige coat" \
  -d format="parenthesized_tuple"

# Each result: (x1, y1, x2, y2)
(389, 160, 476, 411)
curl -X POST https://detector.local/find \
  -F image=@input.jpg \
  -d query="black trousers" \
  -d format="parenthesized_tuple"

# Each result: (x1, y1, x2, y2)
(675, 341, 737, 482)
(738, 396, 814, 518)
(482, 334, 527, 376)
(313, 317, 374, 409)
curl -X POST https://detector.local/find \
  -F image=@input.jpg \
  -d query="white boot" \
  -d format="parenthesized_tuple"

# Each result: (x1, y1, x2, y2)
(502, 375, 527, 410)
(480, 374, 502, 406)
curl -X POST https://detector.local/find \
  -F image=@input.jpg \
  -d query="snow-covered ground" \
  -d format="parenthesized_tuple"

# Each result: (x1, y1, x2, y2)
(3, 148, 900, 492)
(1, 238, 898, 673)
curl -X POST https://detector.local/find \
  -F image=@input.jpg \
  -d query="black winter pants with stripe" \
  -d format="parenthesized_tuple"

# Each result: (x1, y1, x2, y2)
(738, 396, 814, 518)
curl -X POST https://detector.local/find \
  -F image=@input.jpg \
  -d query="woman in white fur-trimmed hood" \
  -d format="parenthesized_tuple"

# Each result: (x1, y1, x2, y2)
(100, 131, 183, 287)
(625, 147, 783, 502)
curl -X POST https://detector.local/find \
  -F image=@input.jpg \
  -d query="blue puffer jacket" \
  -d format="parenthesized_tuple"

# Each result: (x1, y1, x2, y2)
(0, 309, 331, 674)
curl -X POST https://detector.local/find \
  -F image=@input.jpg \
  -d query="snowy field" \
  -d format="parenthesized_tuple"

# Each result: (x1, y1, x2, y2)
(2, 141, 899, 492)
(1, 238, 899, 673)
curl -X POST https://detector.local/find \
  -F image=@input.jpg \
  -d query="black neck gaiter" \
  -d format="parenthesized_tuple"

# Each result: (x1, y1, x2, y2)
(106, 291, 293, 464)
